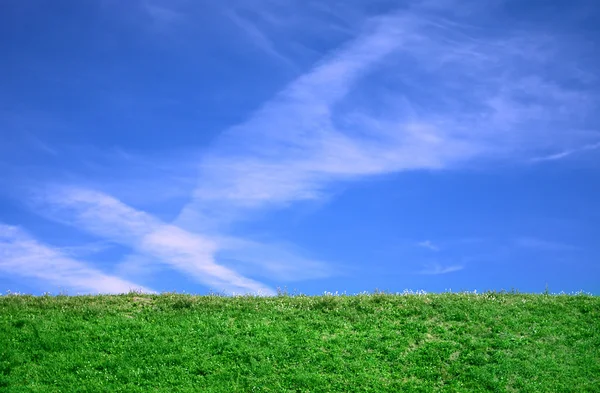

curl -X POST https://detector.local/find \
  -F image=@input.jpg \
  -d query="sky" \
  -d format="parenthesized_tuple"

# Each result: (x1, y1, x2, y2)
(1, 0, 599, 296)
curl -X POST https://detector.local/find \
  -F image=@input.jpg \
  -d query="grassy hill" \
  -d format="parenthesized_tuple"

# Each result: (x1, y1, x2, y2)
(1, 291, 598, 392)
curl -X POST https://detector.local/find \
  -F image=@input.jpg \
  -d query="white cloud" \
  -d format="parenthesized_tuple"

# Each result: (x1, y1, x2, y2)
(20, 1, 599, 294)
(515, 237, 580, 252)
(0, 224, 152, 294)
(163, 4, 596, 291)
(56, 241, 113, 258)
(418, 263, 464, 275)
(216, 237, 335, 281)
(417, 240, 440, 251)
(176, 3, 598, 234)
(38, 187, 276, 295)
(530, 142, 600, 163)
(24, 132, 58, 156)
(224, 9, 298, 69)
(176, 11, 472, 228)
(141, 0, 186, 28)
(144, 3, 181, 22)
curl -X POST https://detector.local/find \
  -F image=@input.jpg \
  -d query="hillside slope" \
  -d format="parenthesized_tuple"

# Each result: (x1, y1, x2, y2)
(1, 292, 598, 392)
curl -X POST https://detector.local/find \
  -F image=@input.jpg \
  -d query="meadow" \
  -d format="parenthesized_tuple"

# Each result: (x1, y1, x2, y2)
(0, 291, 598, 392)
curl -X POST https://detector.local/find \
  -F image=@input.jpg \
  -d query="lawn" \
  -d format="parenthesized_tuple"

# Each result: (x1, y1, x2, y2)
(1, 291, 598, 392)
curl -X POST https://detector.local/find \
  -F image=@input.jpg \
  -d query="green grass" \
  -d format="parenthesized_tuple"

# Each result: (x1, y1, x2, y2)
(1, 291, 598, 392)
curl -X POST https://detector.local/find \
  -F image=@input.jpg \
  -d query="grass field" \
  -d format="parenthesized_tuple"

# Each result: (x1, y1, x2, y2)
(0, 291, 598, 392)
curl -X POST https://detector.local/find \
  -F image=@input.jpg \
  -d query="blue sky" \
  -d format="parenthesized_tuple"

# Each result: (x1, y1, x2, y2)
(1, 0, 599, 296)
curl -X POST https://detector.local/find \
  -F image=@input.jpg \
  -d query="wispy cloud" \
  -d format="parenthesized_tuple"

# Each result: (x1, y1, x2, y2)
(417, 262, 464, 275)
(57, 241, 113, 258)
(530, 142, 600, 163)
(176, 10, 470, 228)
(9, 145, 200, 214)
(177, 4, 598, 233)
(141, 0, 185, 28)
(515, 237, 580, 252)
(224, 9, 298, 69)
(167, 3, 597, 291)
(24, 132, 58, 156)
(19, 1, 599, 294)
(0, 224, 152, 294)
(417, 240, 440, 251)
(36, 187, 275, 295)
(216, 238, 335, 282)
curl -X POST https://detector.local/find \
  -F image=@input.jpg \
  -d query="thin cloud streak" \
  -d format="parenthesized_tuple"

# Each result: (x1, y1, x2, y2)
(141, 0, 185, 27)
(216, 237, 335, 282)
(225, 10, 298, 69)
(25, 132, 58, 156)
(0, 224, 152, 294)
(418, 263, 464, 275)
(417, 240, 440, 251)
(530, 142, 600, 163)
(38, 187, 275, 295)
(515, 237, 580, 252)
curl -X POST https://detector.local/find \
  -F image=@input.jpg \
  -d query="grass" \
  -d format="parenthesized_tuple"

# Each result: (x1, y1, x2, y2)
(0, 291, 598, 392)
